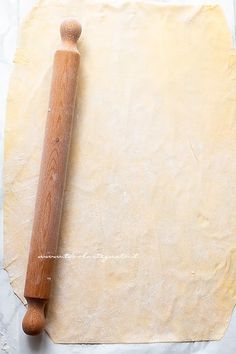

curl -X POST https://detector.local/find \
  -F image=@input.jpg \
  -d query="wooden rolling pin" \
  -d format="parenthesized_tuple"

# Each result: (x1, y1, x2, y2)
(22, 19, 82, 335)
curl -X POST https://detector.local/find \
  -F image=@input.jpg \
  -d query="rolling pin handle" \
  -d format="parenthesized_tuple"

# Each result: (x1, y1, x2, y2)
(22, 298, 46, 335)
(60, 18, 82, 48)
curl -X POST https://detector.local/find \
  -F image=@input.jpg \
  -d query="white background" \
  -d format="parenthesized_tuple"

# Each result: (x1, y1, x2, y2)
(1, 1, 236, 353)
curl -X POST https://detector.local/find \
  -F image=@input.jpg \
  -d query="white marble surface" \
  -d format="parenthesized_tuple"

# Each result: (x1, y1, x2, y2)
(1, 1, 236, 353)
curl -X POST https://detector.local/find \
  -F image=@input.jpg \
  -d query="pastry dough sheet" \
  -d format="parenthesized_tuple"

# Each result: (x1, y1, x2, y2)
(4, 0, 236, 343)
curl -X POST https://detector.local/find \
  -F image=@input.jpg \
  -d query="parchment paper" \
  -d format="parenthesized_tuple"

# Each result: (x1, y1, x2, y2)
(4, 0, 236, 343)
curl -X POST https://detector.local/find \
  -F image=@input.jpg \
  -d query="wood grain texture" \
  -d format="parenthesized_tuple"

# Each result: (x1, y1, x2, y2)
(22, 19, 81, 335)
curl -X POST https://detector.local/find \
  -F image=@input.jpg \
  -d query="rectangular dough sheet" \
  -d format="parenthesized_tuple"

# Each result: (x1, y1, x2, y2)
(4, 0, 236, 343)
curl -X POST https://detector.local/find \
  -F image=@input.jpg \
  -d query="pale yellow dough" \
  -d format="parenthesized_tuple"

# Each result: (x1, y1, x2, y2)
(4, 0, 236, 343)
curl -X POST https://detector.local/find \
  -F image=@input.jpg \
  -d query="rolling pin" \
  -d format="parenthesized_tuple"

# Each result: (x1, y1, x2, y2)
(22, 19, 82, 335)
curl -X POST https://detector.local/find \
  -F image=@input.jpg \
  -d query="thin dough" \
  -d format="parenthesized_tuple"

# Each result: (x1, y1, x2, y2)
(4, 0, 236, 343)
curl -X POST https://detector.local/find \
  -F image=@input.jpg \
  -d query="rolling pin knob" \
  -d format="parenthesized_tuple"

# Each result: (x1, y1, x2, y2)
(22, 299, 46, 335)
(60, 18, 82, 47)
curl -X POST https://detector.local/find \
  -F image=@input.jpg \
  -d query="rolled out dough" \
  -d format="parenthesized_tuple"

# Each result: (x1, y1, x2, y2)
(4, 0, 236, 343)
